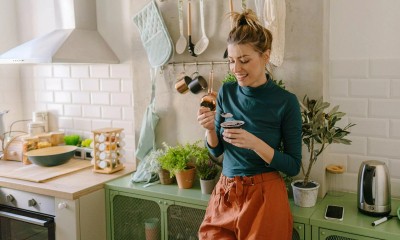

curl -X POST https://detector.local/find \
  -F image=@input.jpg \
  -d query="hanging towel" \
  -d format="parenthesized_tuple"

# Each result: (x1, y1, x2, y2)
(263, 0, 286, 67)
(133, 0, 174, 67)
(135, 68, 159, 162)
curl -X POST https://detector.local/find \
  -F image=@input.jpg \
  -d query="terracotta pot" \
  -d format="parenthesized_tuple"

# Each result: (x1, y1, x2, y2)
(175, 166, 196, 189)
(158, 169, 174, 185)
(200, 178, 216, 194)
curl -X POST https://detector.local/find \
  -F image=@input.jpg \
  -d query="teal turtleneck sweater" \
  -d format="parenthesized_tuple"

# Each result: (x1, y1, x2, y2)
(208, 77, 302, 177)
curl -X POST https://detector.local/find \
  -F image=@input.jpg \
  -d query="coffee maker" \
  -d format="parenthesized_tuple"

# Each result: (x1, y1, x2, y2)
(357, 160, 391, 217)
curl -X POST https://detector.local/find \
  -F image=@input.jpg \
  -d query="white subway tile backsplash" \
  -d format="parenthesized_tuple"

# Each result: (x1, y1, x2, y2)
(83, 105, 101, 118)
(81, 78, 100, 91)
(330, 59, 368, 78)
(369, 99, 400, 118)
(72, 92, 90, 104)
(90, 65, 110, 78)
(62, 78, 80, 91)
(46, 103, 64, 115)
(329, 78, 348, 97)
(122, 107, 134, 120)
(349, 117, 389, 138)
(91, 92, 110, 105)
(54, 92, 72, 103)
(45, 78, 62, 91)
(368, 137, 400, 158)
(330, 136, 367, 155)
(71, 65, 89, 78)
(110, 64, 132, 78)
(101, 106, 121, 119)
(100, 79, 120, 92)
(349, 79, 390, 98)
(390, 120, 400, 138)
(121, 79, 133, 93)
(34, 65, 52, 77)
(370, 59, 400, 78)
(389, 159, 400, 178)
(391, 79, 400, 98)
(111, 93, 131, 106)
(58, 117, 74, 129)
(112, 120, 133, 134)
(64, 105, 82, 117)
(36, 91, 54, 103)
(53, 65, 70, 78)
(73, 118, 92, 131)
(92, 119, 112, 130)
(329, 98, 368, 117)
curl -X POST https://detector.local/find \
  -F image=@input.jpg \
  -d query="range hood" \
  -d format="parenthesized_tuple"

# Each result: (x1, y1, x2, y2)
(0, 0, 119, 64)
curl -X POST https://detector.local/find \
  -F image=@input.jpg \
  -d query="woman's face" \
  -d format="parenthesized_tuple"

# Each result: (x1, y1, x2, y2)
(228, 43, 270, 88)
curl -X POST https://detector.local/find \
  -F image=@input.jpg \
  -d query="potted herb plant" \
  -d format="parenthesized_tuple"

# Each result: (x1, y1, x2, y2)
(193, 144, 220, 194)
(291, 96, 355, 207)
(157, 142, 197, 189)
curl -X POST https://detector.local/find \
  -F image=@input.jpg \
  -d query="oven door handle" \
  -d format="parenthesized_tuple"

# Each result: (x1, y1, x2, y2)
(0, 210, 50, 226)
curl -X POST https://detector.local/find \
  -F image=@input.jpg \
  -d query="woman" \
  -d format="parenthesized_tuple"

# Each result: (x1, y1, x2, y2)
(197, 9, 302, 240)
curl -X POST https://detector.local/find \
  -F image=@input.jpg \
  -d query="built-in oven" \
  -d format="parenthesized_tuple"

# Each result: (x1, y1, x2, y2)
(0, 187, 55, 240)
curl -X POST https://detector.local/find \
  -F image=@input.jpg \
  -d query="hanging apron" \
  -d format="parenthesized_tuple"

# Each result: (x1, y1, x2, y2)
(135, 68, 159, 162)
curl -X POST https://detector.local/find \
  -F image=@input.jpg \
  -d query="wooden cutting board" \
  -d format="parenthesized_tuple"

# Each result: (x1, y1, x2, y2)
(0, 159, 92, 183)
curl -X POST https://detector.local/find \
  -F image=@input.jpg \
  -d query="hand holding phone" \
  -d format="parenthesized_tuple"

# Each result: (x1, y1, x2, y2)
(324, 205, 344, 221)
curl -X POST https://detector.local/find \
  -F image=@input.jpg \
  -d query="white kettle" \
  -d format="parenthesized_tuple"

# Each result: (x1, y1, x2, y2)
(357, 160, 391, 217)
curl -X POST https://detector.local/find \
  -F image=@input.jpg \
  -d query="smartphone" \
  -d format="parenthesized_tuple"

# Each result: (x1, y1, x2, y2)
(324, 205, 344, 221)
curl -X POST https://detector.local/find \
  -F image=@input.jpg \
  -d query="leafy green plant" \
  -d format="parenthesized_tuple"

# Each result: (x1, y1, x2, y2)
(157, 142, 197, 177)
(222, 72, 237, 84)
(192, 145, 220, 180)
(300, 96, 355, 186)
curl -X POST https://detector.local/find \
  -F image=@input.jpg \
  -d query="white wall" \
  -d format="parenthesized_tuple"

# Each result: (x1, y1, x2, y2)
(326, 0, 400, 197)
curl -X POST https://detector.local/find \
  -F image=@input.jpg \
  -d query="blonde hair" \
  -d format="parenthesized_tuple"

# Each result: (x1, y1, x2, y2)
(227, 9, 273, 55)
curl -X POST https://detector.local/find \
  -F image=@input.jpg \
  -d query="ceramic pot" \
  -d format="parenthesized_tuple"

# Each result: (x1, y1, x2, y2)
(175, 166, 196, 189)
(291, 180, 320, 208)
(200, 178, 216, 194)
(158, 169, 174, 185)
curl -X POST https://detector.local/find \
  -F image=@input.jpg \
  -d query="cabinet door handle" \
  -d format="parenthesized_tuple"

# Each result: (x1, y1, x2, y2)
(297, 225, 302, 230)
(321, 231, 326, 235)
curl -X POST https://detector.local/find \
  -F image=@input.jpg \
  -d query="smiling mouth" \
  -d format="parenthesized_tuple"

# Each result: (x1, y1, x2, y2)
(235, 74, 248, 81)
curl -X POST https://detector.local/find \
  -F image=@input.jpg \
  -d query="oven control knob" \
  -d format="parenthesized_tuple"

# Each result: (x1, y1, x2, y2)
(58, 202, 68, 210)
(6, 194, 14, 203)
(28, 199, 37, 207)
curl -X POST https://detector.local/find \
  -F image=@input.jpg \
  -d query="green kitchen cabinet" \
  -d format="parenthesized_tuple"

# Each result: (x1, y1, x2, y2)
(106, 175, 313, 240)
(310, 193, 400, 240)
(106, 176, 208, 240)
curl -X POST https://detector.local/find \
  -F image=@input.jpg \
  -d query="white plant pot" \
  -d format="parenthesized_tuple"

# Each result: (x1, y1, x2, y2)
(291, 180, 320, 208)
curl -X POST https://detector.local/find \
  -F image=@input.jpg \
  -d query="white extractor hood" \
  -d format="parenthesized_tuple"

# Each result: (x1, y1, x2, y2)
(0, 0, 119, 64)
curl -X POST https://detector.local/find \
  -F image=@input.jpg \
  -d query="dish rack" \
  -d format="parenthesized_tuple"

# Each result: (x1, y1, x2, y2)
(92, 128, 125, 174)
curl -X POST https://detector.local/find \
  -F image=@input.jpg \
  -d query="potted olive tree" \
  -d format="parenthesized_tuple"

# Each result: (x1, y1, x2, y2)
(157, 142, 197, 189)
(291, 96, 355, 207)
(193, 145, 220, 194)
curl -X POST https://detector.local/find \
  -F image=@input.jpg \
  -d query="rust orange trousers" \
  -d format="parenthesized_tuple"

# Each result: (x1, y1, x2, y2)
(198, 171, 293, 240)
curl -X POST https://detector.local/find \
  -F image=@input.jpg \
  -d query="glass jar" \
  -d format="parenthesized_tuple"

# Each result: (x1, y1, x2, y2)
(326, 164, 345, 197)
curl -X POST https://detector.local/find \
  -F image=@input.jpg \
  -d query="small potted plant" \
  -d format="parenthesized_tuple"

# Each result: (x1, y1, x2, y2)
(157, 142, 197, 189)
(291, 96, 355, 207)
(193, 144, 220, 194)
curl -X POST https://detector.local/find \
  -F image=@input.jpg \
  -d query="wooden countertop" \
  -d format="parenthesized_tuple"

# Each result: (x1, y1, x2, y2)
(0, 160, 136, 200)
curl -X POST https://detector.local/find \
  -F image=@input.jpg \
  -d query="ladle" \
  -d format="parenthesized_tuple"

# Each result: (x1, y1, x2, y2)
(194, 0, 209, 55)
(187, 0, 197, 57)
(200, 69, 217, 111)
(223, 0, 234, 58)
(175, 0, 187, 54)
